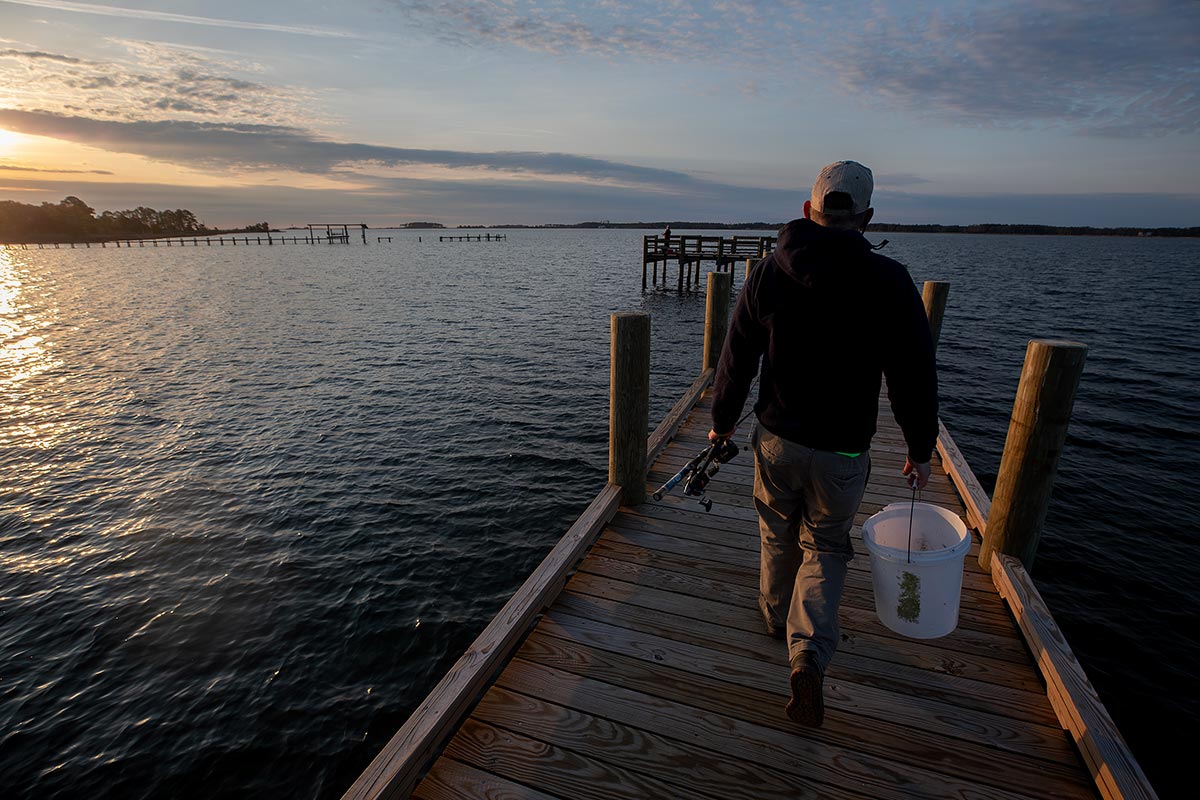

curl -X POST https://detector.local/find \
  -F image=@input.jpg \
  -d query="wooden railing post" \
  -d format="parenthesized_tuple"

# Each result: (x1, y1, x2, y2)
(703, 271, 733, 371)
(922, 281, 950, 350)
(979, 339, 1087, 571)
(609, 312, 651, 505)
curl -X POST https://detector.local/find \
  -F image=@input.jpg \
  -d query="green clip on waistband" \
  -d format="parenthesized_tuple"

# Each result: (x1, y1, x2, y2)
(835, 451, 862, 458)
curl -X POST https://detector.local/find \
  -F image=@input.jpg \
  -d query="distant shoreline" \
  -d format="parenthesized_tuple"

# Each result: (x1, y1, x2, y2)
(446, 222, 1199, 237)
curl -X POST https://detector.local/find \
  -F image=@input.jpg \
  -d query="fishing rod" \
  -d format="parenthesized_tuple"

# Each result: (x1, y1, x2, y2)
(652, 436, 739, 512)
(654, 384, 756, 511)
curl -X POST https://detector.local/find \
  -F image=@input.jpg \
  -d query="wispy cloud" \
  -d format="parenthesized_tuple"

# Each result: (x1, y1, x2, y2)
(0, 0, 356, 38)
(823, 1, 1200, 137)
(0, 163, 112, 174)
(0, 42, 320, 127)
(0, 48, 82, 63)
(0, 108, 752, 194)
(387, 0, 704, 57)
(387, 0, 1199, 137)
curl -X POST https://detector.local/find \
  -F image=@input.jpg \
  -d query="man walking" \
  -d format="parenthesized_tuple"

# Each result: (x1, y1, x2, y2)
(709, 160, 938, 726)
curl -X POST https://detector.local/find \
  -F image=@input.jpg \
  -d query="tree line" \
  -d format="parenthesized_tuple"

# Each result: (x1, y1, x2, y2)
(866, 222, 1200, 237)
(0, 196, 268, 243)
(475, 220, 1199, 236)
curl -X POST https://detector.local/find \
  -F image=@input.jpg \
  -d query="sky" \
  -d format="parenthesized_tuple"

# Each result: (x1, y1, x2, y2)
(0, 0, 1196, 228)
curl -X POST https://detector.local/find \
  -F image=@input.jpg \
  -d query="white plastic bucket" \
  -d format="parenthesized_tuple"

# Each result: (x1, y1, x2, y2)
(861, 502, 971, 639)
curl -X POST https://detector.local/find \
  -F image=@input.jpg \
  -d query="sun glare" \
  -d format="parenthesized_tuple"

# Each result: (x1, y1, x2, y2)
(0, 128, 23, 154)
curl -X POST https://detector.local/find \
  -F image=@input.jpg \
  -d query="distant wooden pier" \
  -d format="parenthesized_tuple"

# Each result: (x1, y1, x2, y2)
(2, 234, 396, 249)
(439, 234, 507, 242)
(643, 234, 777, 291)
(309, 222, 368, 244)
(344, 275, 1156, 800)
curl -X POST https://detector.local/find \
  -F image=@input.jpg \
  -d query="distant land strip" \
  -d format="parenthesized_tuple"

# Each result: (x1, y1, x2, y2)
(469, 221, 1200, 237)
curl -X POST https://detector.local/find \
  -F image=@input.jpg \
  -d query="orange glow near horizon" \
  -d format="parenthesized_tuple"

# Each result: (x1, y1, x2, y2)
(0, 131, 370, 197)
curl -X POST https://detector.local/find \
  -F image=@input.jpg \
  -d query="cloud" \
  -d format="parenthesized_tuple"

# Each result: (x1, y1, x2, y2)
(0, 48, 82, 63)
(0, 164, 112, 174)
(0, 108, 762, 196)
(386, 0, 715, 57)
(0, 41, 320, 127)
(386, 1, 1198, 136)
(828, 1, 1199, 137)
(0, 0, 356, 38)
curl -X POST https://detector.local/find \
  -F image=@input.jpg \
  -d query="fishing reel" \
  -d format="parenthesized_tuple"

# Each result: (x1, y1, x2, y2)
(652, 437, 739, 512)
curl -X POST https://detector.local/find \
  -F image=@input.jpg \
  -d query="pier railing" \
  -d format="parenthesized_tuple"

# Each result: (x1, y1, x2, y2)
(642, 234, 776, 291)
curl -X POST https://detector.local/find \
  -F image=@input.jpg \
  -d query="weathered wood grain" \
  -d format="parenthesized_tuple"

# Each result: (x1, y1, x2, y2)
(413, 758, 560, 800)
(552, 590, 1051, 726)
(505, 643, 1093, 800)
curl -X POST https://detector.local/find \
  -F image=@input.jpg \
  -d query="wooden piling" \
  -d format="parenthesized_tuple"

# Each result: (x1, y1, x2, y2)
(922, 281, 951, 350)
(978, 339, 1088, 571)
(703, 271, 733, 371)
(609, 312, 651, 505)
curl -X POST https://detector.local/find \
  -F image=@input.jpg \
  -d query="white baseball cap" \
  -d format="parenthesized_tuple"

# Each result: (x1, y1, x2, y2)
(811, 160, 874, 216)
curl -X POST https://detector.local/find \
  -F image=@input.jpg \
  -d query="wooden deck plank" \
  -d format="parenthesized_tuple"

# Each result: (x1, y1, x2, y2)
(443, 717, 697, 800)
(412, 759, 561, 800)
(552, 590, 1056, 727)
(540, 611, 1079, 765)
(578, 548, 1020, 640)
(505, 641, 1094, 800)
(564, 570, 1046, 693)
(589, 536, 1017, 633)
(471, 686, 838, 800)
(603, 515, 1002, 598)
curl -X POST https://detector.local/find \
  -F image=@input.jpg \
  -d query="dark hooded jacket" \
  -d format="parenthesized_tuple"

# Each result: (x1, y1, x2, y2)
(711, 218, 938, 462)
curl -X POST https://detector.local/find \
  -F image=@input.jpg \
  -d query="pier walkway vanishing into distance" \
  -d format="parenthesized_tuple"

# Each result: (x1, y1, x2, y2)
(345, 273, 1157, 800)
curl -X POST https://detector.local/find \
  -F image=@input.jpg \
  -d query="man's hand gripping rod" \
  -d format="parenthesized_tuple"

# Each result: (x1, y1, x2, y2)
(651, 437, 739, 512)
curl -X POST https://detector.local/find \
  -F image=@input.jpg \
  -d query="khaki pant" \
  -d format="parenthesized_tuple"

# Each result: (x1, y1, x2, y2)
(752, 425, 870, 673)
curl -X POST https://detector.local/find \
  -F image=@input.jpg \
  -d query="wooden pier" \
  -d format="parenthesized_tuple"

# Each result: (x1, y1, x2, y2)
(309, 222, 368, 244)
(345, 275, 1156, 800)
(2, 234, 395, 249)
(439, 234, 507, 242)
(643, 234, 776, 292)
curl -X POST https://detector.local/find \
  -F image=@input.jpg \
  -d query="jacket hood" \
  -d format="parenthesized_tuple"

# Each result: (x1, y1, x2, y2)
(773, 218, 874, 286)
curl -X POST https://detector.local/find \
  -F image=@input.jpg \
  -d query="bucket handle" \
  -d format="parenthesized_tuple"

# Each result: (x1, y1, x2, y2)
(906, 482, 923, 564)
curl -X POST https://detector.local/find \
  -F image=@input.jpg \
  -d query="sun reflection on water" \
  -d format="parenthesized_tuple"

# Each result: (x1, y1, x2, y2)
(2, 249, 54, 382)
(1, 248, 66, 448)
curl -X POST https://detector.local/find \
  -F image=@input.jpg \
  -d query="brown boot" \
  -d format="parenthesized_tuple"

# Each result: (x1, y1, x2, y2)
(786, 652, 825, 727)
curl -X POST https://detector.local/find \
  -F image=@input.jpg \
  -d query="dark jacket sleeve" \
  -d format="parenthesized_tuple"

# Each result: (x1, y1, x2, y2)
(711, 263, 768, 434)
(882, 269, 939, 463)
